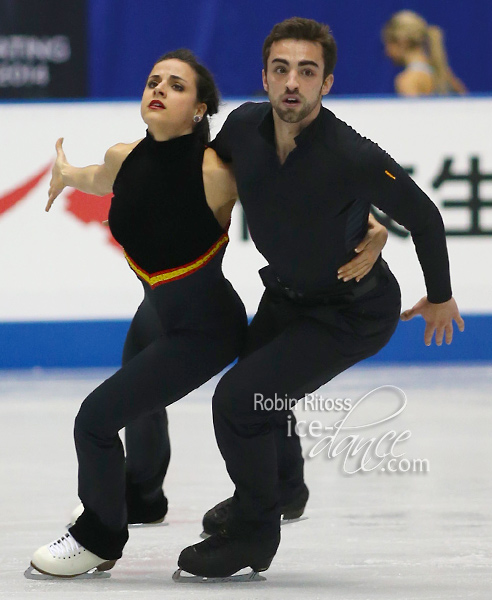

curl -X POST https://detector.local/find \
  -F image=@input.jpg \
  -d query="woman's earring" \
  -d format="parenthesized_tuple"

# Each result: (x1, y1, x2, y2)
(193, 115, 201, 123)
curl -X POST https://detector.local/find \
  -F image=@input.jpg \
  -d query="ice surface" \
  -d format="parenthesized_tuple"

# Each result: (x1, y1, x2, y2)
(0, 364, 491, 599)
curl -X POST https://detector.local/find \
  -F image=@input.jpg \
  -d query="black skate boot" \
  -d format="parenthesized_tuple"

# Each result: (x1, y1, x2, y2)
(175, 529, 280, 581)
(126, 480, 168, 525)
(281, 483, 309, 520)
(202, 484, 309, 537)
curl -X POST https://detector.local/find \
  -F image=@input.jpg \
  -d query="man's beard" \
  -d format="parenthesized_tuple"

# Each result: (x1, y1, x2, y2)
(270, 90, 322, 124)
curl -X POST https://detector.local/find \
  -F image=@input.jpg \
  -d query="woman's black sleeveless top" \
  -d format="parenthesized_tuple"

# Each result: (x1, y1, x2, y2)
(108, 130, 228, 288)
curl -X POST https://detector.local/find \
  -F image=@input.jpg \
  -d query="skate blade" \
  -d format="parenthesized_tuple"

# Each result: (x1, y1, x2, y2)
(66, 520, 167, 529)
(281, 516, 308, 526)
(200, 516, 308, 539)
(24, 565, 111, 580)
(172, 568, 266, 583)
(128, 520, 168, 528)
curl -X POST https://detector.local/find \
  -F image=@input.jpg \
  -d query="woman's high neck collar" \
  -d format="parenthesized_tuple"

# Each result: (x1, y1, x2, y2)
(145, 129, 197, 147)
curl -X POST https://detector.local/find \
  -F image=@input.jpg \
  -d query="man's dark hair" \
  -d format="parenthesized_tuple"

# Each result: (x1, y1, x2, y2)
(154, 49, 219, 144)
(262, 17, 337, 79)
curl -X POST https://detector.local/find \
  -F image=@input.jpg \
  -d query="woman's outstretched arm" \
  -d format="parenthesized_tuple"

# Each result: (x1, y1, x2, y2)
(46, 138, 137, 211)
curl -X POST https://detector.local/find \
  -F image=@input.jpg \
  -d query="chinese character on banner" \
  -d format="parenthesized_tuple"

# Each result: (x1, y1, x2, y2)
(432, 156, 492, 236)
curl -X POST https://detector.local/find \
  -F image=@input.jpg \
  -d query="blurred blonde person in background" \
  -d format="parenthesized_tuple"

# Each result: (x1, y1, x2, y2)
(382, 10, 467, 97)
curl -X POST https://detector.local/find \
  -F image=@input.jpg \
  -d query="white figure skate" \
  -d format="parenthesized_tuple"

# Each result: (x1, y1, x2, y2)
(25, 532, 116, 580)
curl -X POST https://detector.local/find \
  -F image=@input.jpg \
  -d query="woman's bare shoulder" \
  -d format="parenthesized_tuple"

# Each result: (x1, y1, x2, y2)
(106, 140, 142, 163)
(395, 70, 434, 96)
(104, 140, 143, 176)
(203, 148, 236, 194)
(202, 147, 237, 223)
(203, 146, 231, 171)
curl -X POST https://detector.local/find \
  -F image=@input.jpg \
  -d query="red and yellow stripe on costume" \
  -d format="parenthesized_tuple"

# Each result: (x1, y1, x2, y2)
(124, 232, 229, 288)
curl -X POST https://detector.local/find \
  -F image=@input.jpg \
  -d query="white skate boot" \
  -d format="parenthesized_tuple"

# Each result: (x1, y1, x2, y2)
(68, 503, 84, 526)
(25, 532, 116, 579)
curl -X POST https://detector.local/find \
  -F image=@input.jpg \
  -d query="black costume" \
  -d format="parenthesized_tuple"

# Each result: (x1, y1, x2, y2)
(69, 131, 247, 560)
(208, 102, 451, 539)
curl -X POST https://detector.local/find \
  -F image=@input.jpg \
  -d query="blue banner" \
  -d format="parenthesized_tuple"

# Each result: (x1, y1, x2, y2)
(87, 0, 490, 98)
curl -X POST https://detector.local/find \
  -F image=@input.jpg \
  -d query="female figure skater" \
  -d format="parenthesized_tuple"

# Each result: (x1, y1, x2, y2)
(382, 10, 467, 97)
(27, 48, 387, 579)
(27, 49, 249, 578)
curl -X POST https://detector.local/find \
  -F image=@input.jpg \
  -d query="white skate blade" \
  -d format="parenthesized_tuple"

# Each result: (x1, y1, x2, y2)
(24, 565, 111, 580)
(200, 515, 308, 539)
(172, 568, 266, 583)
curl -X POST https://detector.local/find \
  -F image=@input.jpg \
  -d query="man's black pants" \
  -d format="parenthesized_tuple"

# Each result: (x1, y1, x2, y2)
(212, 262, 401, 539)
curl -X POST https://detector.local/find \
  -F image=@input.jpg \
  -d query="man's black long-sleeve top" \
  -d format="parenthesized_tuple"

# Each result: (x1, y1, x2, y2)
(210, 102, 452, 304)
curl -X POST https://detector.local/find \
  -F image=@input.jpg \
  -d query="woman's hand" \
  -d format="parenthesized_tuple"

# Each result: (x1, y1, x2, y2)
(46, 138, 68, 212)
(337, 214, 388, 282)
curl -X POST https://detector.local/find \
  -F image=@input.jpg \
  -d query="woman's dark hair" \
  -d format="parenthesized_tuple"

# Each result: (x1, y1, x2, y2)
(154, 49, 219, 144)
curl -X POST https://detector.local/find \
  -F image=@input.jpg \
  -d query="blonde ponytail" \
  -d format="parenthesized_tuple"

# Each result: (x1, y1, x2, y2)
(426, 25, 451, 95)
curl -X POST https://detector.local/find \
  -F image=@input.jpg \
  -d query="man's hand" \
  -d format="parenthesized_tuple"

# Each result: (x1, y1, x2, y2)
(401, 296, 465, 346)
(338, 214, 388, 282)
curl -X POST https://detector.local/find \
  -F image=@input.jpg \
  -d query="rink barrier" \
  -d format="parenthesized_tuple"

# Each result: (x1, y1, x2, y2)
(0, 314, 487, 369)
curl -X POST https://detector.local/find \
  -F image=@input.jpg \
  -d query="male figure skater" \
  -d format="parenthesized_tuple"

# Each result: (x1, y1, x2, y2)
(177, 17, 464, 579)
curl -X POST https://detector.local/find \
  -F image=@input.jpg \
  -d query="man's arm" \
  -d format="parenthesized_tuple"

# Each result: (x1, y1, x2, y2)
(354, 140, 464, 345)
(208, 111, 237, 163)
(208, 102, 262, 163)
